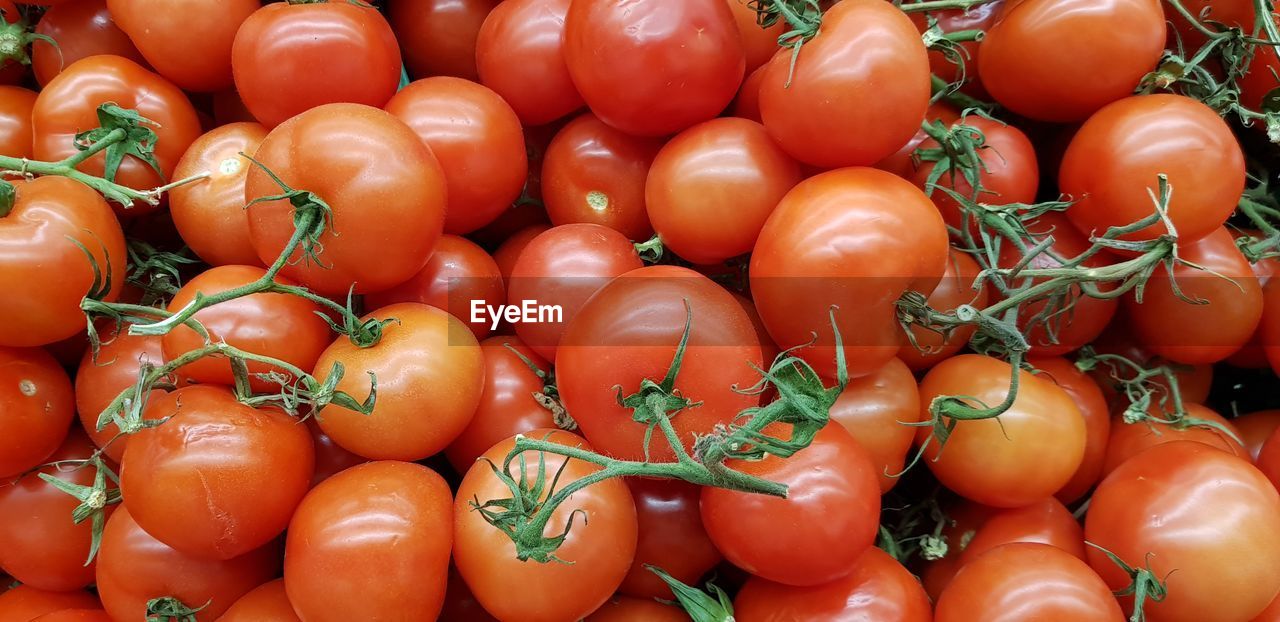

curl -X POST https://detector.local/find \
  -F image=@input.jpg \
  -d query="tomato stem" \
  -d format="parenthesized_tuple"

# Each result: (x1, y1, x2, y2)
(897, 0, 999, 14)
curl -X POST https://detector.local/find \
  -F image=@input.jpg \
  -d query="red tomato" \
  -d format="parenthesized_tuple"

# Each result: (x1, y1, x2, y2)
(1254, 593, 1280, 622)
(1102, 403, 1247, 475)
(937, 543, 1124, 621)
(959, 497, 1085, 566)
(365, 235, 506, 339)
(0, 346, 73, 478)
(305, 419, 365, 487)
(911, 116, 1039, 231)
(1087, 320, 1215, 408)
(564, 0, 744, 137)
(0, 587, 99, 622)
(618, 479, 722, 599)
(911, 1, 1004, 99)
(921, 501, 997, 601)
(389, 0, 499, 81)
(285, 461, 452, 622)
(169, 122, 267, 267)
(645, 118, 802, 265)
(726, 0, 784, 73)
(107, 0, 257, 92)
(1265, 278, 1280, 376)
(876, 102, 960, 180)
(731, 64, 767, 123)
(899, 249, 987, 371)
(1240, 44, 1280, 113)
(734, 547, 931, 622)
(31, 0, 145, 86)
(0, 85, 35, 158)
(439, 567, 498, 622)
(475, 0, 583, 126)
(1226, 251, 1277, 368)
(828, 357, 921, 493)
(74, 327, 184, 463)
(444, 336, 555, 472)
(1237, 410, 1280, 461)
(232, 2, 401, 128)
(1029, 357, 1112, 503)
(211, 89, 256, 126)
(732, 292, 781, 365)
(585, 596, 686, 622)
(494, 224, 551, 284)
(218, 579, 299, 622)
(30, 610, 111, 622)
(759, 0, 929, 168)
(1256, 426, 1280, 490)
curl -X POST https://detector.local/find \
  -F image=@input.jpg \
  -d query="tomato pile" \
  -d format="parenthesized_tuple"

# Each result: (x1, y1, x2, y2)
(4, 0, 1280, 620)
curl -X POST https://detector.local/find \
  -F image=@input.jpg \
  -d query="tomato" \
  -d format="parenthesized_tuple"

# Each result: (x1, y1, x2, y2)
(508, 223, 643, 360)
(454, 430, 637, 622)
(1254, 593, 1280, 622)
(1088, 321, 1215, 408)
(937, 543, 1124, 621)
(759, 0, 929, 168)
(1060, 95, 1244, 245)
(1086, 441, 1280, 622)
(386, 77, 528, 235)
(541, 113, 662, 240)
(0, 346, 73, 478)
(366, 236, 506, 340)
(305, 419, 365, 487)
(645, 117, 803, 265)
(1237, 410, 1280, 461)
(1256, 425, 1280, 490)
(1103, 403, 1246, 476)
(828, 356, 921, 493)
(475, 0, 582, 126)
(444, 336, 555, 472)
(217, 579, 299, 622)
(959, 497, 1085, 567)
(1226, 252, 1277, 368)
(557, 266, 762, 461)
(1167, 0, 1257, 49)
(618, 479, 722, 599)
(726, 0, 784, 73)
(439, 567, 498, 622)
(96, 507, 279, 621)
(564, 0, 743, 137)
(30, 610, 111, 622)
(734, 547, 931, 622)
(244, 103, 446, 295)
(731, 64, 767, 123)
(732, 292, 781, 365)
(31, 0, 145, 86)
(169, 122, 267, 267)
(911, 1, 1004, 99)
(389, 0, 499, 81)
(1265, 278, 1280, 376)
(876, 102, 960, 180)
(74, 326, 182, 463)
(911, 116, 1039, 231)
(750, 167, 949, 379)
(899, 249, 987, 371)
(0, 86, 35, 158)
(232, 2, 401, 128)
(1027, 357, 1112, 503)
(211, 89, 256, 126)
(585, 596, 686, 622)
(0, 587, 99, 622)
(921, 501, 997, 601)
(494, 224, 551, 284)
(285, 461, 451, 622)
(1240, 44, 1280, 113)
(107, 0, 257, 92)
(978, 0, 1165, 121)
(917, 354, 1086, 508)
(313, 303, 484, 461)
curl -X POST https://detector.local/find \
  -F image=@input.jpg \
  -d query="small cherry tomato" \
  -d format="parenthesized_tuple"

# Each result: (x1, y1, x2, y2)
(734, 547, 932, 622)
(475, 0, 582, 126)
(828, 356, 922, 493)
(618, 479, 722, 599)
(0, 346, 74, 478)
(937, 543, 1124, 621)
(169, 122, 267, 267)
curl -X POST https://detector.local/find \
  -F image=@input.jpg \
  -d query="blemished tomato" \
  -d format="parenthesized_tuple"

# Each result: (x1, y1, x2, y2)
(244, 103, 446, 295)
(541, 113, 662, 240)
(734, 547, 932, 622)
(74, 326, 183, 463)
(726, 0, 784, 73)
(305, 418, 366, 487)
(0, 346, 73, 478)
(876, 102, 960, 180)
(475, 0, 583, 126)
(564, 0, 744, 137)
(0, 587, 100, 622)
(30, 610, 111, 622)
(556, 266, 763, 462)
(1029, 357, 1112, 503)
(1060, 95, 1245, 245)
(31, 0, 145, 86)
(828, 356, 922, 493)
(0, 177, 125, 347)
(285, 461, 452, 622)
(217, 579, 299, 622)
(731, 64, 767, 123)
(444, 336, 555, 472)
(917, 354, 1087, 508)
(107, 0, 257, 92)
(313, 303, 484, 461)
(389, 0, 499, 81)
(1086, 442, 1280, 622)
(169, 122, 267, 267)
(618, 479, 722, 599)
(979, 0, 1165, 122)
(910, 1, 1004, 99)
(645, 117, 803, 266)
(899, 249, 987, 371)
(454, 430, 637, 622)
(1236, 410, 1280, 461)
(911, 116, 1039, 231)
(1102, 403, 1247, 475)
(585, 596, 687, 622)
(937, 543, 1124, 622)
(759, 0, 929, 168)
(386, 77, 528, 235)
(0, 86, 35, 158)
(365, 235, 506, 340)
(958, 498, 1085, 566)
(750, 167, 949, 379)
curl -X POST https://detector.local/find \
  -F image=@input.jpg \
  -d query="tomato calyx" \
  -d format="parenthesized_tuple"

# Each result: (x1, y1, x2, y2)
(0, 178, 13, 218)
(124, 239, 201, 307)
(145, 596, 208, 622)
(646, 565, 735, 622)
(876, 493, 953, 563)
(502, 342, 575, 429)
(1237, 176, 1280, 262)
(1086, 542, 1169, 622)
(0, 5, 52, 69)
(749, 0, 822, 87)
(34, 456, 121, 565)
(898, 0, 1001, 14)
(915, 114, 995, 204)
(634, 235, 666, 264)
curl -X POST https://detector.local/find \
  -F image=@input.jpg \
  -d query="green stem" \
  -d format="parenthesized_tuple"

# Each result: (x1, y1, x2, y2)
(899, 0, 997, 13)
(930, 74, 994, 110)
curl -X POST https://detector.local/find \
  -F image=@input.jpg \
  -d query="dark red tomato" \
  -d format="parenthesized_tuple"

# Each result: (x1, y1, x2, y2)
(232, 2, 401, 128)
(1240, 44, 1280, 112)
(911, 116, 1039, 231)
(0, 346, 73, 479)
(541, 112, 662, 240)
(218, 579, 299, 622)
(1125, 227, 1262, 364)
(305, 419, 365, 487)
(1086, 442, 1280, 621)
(30, 610, 111, 622)
(1102, 403, 1246, 475)
(585, 596, 686, 622)
(899, 249, 987, 371)
(1060, 95, 1244, 245)
(829, 356, 921, 492)
(1256, 425, 1280, 490)
(959, 498, 1085, 567)
(646, 118, 802, 265)
(475, 0, 582, 126)
(286, 461, 452, 622)
(938, 543, 1124, 621)
(74, 327, 181, 463)
(1236, 410, 1280, 461)
(618, 479, 722, 599)
(0, 587, 99, 622)
(0, 86, 35, 158)
(759, 0, 929, 168)
(1029, 357, 1112, 503)
(365, 235, 506, 340)
(910, 1, 1004, 99)
(245, 103, 446, 295)
(31, 0, 145, 86)
(726, 0, 784, 73)
(1266, 278, 1280, 376)
(494, 224, 551, 284)
(211, 89, 256, 126)
(876, 102, 960, 179)
(169, 122, 267, 267)
(750, 167, 949, 379)
(1254, 593, 1280, 622)
(557, 266, 763, 462)
(979, 0, 1165, 121)
(439, 567, 498, 622)
(385, 77, 527, 235)
(444, 336, 555, 472)
(731, 64, 767, 123)
(107, 0, 257, 92)
(735, 547, 931, 622)
(564, 0, 744, 137)
(389, 0, 499, 80)
(96, 507, 279, 621)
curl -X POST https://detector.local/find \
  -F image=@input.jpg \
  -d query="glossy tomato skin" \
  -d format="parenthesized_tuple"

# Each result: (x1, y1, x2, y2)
(218, 579, 299, 622)
(829, 357, 922, 493)
(475, 0, 582, 126)
(1102, 403, 1246, 475)
(0, 346, 73, 478)
(585, 596, 686, 622)
(454, 430, 637, 622)
(618, 479, 722, 599)
(31, 1, 145, 86)
(564, 0, 744, 137)
(169, 122, 267, 267)
(0, 86, 35, 158)
(285, 461, 452, 622)
(444, 336, 555, 472)
(899, 249, 987, 370)
(232, 2, 401, 127)
(750, 167, 949, 379)
(245, 103, 446, 295)
(937, 543, 1124, 622)
(731, 64, 767, 123)
(107, 0, 257, 92)
(701, 423, 880, 587)
(759, 0, 929, 168)
(911, 116, 1039, 230)
(645, 117, 803, 265)
(493, 224, 550, 283)
(1236, 410, 1280, 461)
(389, 0, 499, 80)
(979, 0, 1165, 121)
(74, 327, 180, 463)
(0, 587, 100, 622)
(734, 547, 931, 622)
(959, 498, 1085, 566)
(1029, 357, 1112, 503)
(911, 1, 1004, 99)
(1086, 442, 1280, 622)
(365, 235, 507, 339)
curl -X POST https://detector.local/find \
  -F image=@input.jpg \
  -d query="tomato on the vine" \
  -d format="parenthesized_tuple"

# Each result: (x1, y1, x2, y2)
(734, 547, 931, 622)
(911, 116, 1039, 231)
(899, 249, 987, 371)
(828, 356, 922, 492)
(617, 479, 722, 599)
(936, 543, 1123, 621)
(0, 85, 35, 158)
(0, 346, 74, 478)
(1029, 356, 1112, 503)
(169, 122, 267, 268)
(1102, 403, 1246, 475)
(726, 0, 784, 73)
(74, 326, 184, 463)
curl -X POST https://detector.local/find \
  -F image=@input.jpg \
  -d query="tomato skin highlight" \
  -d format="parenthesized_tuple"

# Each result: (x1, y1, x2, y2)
(937, 543, 1124, 622)
(475, 0, 583, 126)
(0, 346, 74, 479)
(734, 547, 931, 622)
(169, 122, 267, 268)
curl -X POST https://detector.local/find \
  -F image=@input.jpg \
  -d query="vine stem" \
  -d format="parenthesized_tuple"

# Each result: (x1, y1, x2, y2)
(899, 0, 998, 13)
(0, 130, 166, 208)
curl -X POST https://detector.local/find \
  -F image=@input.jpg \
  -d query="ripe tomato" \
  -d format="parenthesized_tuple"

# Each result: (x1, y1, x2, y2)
(1060, 95, 1244, 244)
(0, 85, 35, 158)
(494, 224, 551, 284)
(0, 587, 99, 622)
(910, 1, 1004, 99)
(759, 0, 929, 168)
(1265, 279, 1280, 376)
(285, 461, 451, 622)
(645, 118, 803, 265)
(979, 0, 1165, 121)
(439, 567, 498, 622)
(829, 356, 921, 492)
(244, 103, 446, 295)
(911, 116, 1039, 231)
(74, 326, 183, 463)
(564, 0, 744, 137)
(31, 0, 145, 86)
(169, 122, 267, 267)
(1102, 403, 1246, 475)
(958, 498, 1085, 566)
(454, 430, 637, 622)
(1086, 441, 1280, 622)
(1240, 44, 1280, 113)
(585, 596, 686, 622)
(30, 610, 111, 622)
(876, 102, 960, 179)
(618, 479, 722, 599)
(899, 249, 987, 371)
(1236, 410, 1280, 461)
(734, 547, 931, 622)
(389, 0, 499, 81)
(218, 579, 299, 622)
(1028, 357, 1111, 503)
(1225, 251, 1277, 368)
(0, 346, 73, 478)
(313, 303, 484, 461)
(750, 167, 949, 379)
(726, 0, 784, 73)
(1255, 425, 1280, 490)
(475, 0, 582, 126)
(731, 64, 767, 123)
(305, 419, 365, 487)
(921, 501, 997, 601)
(365, 235, 506, 340)
(937, 543, 1123, 621)
(1088, 320, 1215, 408)
(107, 0, 257, 92)
(0, 177, 125, 347)
(444, 336, 555, 472)
(917, 354, 1086, 508)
